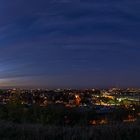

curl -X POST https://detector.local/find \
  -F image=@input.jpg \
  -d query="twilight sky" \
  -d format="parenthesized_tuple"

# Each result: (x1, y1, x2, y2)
(0, 0, 140, 88)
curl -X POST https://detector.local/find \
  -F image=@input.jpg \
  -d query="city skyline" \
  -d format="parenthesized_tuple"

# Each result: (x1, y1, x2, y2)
(0, 0, 140, 88)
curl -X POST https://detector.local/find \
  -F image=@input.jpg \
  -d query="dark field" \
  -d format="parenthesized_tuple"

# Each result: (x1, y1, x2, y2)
(0, 121, 140, 140)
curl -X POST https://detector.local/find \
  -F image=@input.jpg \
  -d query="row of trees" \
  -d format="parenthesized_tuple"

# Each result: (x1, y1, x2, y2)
(0, 101, 139, 125)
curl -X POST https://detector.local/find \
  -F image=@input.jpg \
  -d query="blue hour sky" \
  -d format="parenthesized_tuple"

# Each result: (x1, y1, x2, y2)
(0, 0, 140, 88)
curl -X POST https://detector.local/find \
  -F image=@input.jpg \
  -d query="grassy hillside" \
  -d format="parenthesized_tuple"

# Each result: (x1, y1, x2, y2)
(0, 121, 140, 140)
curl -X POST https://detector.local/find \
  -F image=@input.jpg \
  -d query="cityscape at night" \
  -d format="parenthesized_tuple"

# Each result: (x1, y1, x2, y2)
(0, 0, 140, 140)
(0, 87, 140, 125)
(0, 87, 139, 139)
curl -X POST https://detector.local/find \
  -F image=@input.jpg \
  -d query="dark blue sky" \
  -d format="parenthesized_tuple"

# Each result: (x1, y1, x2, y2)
(0, 0, 140, 88)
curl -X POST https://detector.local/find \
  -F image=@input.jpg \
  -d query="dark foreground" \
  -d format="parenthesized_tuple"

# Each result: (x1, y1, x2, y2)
(0, 121, 140, 140)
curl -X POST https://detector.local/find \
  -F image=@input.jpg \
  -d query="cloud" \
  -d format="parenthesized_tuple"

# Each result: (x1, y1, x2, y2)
(0, 0, 140, 87)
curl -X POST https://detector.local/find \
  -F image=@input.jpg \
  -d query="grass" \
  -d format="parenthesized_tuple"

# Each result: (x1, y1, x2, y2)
(0, 121, 139, 140)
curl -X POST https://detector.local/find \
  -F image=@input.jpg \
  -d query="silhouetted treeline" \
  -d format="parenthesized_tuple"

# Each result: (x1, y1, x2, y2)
(0, 102, 139, 126)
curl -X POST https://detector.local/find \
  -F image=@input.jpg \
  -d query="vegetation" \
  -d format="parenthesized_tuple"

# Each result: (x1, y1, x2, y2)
(0, 101, 139, 139)
(0, 120, 139, 140)
(0, 102, 139, 125)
